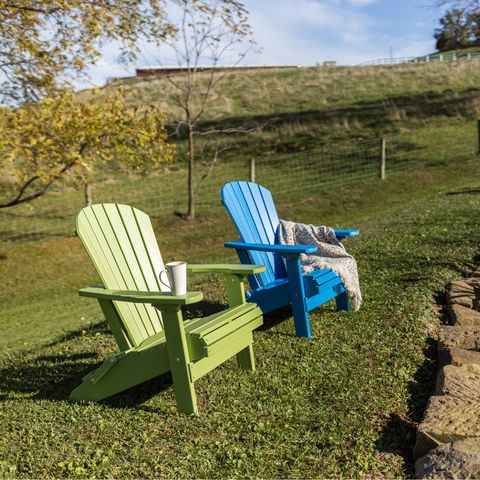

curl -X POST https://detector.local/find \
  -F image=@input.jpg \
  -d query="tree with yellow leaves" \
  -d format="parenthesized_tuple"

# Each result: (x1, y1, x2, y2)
(0, 90, 176, 208)
(0, 1, 171, 104)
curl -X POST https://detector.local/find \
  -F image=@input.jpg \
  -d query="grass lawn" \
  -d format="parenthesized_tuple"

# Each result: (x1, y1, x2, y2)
(0, 158, 479, 478)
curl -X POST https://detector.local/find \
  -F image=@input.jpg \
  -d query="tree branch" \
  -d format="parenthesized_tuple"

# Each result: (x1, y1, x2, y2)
(0, 155, 81, 209)
(194, 125, 262, 136)
(194, 144, 230, 196)
(4, 4, 62, 15)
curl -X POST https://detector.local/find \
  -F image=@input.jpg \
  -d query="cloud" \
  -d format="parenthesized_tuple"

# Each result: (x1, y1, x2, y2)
(348, 0, 378, 6)
(242, 0, 385, 65)
(241, 0, 435, 65)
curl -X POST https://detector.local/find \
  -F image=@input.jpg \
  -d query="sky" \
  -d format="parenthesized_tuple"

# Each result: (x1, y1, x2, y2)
(83, 0, 442, 88)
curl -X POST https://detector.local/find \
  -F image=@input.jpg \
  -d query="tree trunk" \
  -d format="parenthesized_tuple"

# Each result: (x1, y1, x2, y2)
(84, 182, 93, 207)
(186, 125, 195, 220)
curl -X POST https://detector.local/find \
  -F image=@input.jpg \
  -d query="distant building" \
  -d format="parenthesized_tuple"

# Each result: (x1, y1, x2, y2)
(322, 61, 337, 68)
(135, 65, 301, 77)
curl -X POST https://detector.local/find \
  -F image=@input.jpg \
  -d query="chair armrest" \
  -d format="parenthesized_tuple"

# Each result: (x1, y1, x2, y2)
(335, 229, 360, 240)
(79, 286, 203, 306)
(225, 241, 317, 256)
(187, 264, 266, 275)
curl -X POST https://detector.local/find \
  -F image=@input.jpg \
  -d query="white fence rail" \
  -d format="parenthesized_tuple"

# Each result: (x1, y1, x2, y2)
(359, 52, 480, 67)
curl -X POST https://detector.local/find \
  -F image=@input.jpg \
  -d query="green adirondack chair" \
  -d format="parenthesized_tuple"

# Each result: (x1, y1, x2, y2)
(70, 203, 265, 415)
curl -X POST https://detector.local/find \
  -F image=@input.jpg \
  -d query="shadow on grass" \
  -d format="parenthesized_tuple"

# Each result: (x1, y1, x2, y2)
(473, 252, 480, 267)
(183, 299, 226, 319)
(182, 86, 480, 145)
(446, 186, 480, 196)
(0, 351, 175, 408)
(0, 230, 73, 243)
(0, 321, 174, 407)
(375, 276, 454, 476)
(0, 351, 97, 402)
(376, 337, 438, 477)
(0, 322, 104, 401)
(258, 306, 294, 333)
(0, 299, 284, 407)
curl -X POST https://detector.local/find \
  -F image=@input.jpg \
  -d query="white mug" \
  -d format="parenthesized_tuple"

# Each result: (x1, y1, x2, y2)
(159, 261, 187, 296)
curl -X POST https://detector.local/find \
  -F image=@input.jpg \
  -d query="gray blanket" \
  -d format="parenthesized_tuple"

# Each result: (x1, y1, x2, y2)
(278, 220, 362, 310)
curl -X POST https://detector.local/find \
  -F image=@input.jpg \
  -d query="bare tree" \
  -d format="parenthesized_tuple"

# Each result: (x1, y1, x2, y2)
(154, 0, 256, 220)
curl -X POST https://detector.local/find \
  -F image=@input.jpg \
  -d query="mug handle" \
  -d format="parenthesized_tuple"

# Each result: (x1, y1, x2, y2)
(159, 270, 170, 289)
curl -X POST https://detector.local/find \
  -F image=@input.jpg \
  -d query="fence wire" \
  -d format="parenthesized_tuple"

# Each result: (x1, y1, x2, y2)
(255, 140, 380, 200)
(0, 129, 477, 243)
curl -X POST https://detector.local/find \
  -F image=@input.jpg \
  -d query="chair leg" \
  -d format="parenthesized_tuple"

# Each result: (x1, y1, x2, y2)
(170, 366, 197, 415)
(290, 294, 311, 338)
(236, 343, 255, 371)
(285, 256, 312, 338)
(336, 291, 350, 312)
(159, 306, 198, 415)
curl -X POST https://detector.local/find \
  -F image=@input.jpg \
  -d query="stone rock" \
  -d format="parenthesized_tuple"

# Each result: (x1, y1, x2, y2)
(438, 326, 480, 351)
(447, 280, 475, 309)
(471, 269, 480, 278)
(436, 364, 480, 401)
(449, 304, 480, 326)
(415, 437, 480, 479)
(414, 395, 480, 459)
(438, 347, 480, 368)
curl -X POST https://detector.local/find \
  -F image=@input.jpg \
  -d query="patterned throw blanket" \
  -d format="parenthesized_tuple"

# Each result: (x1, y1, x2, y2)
(278, 220, 362, 310)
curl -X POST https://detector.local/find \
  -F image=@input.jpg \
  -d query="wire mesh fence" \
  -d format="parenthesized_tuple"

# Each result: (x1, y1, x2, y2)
(255, 139, 381, 200)
(1, 126, 478, 243)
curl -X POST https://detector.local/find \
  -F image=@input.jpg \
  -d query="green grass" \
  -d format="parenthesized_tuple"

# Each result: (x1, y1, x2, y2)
(1, 158, 479, 477)
(97, 61, 480, 161)
(2, 59, 480, 241)
(1, 58, 480, 478)
(1, 119, 477, 242)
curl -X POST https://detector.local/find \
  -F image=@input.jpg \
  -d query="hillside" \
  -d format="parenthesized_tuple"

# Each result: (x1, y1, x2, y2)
(2, 51, 480, 480)
(97, 61, 480, 160)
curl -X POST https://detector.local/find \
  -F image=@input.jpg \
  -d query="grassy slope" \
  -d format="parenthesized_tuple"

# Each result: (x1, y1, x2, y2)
(4, 60, 478, 240)
(1, 61, 480, 477)
(98, 61, 480, 160)
(1, 159, 479, 477)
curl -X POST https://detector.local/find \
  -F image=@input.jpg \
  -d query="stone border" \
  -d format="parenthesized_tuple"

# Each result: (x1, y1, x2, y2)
(414, 268, 480, 478)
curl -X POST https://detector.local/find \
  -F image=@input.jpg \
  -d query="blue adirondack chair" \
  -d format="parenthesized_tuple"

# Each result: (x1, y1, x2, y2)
(221, 181, 360, 338)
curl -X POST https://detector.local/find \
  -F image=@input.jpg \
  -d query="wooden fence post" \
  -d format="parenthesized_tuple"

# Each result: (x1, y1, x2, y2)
(380, 137, 386, 180)
(478, 120, 480, 155)
(249, 158, 256, 183)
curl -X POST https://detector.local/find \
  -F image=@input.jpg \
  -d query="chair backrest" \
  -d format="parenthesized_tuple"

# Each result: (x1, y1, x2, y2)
(221, 181, 287, 286)
(76, 204, 170, 348)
